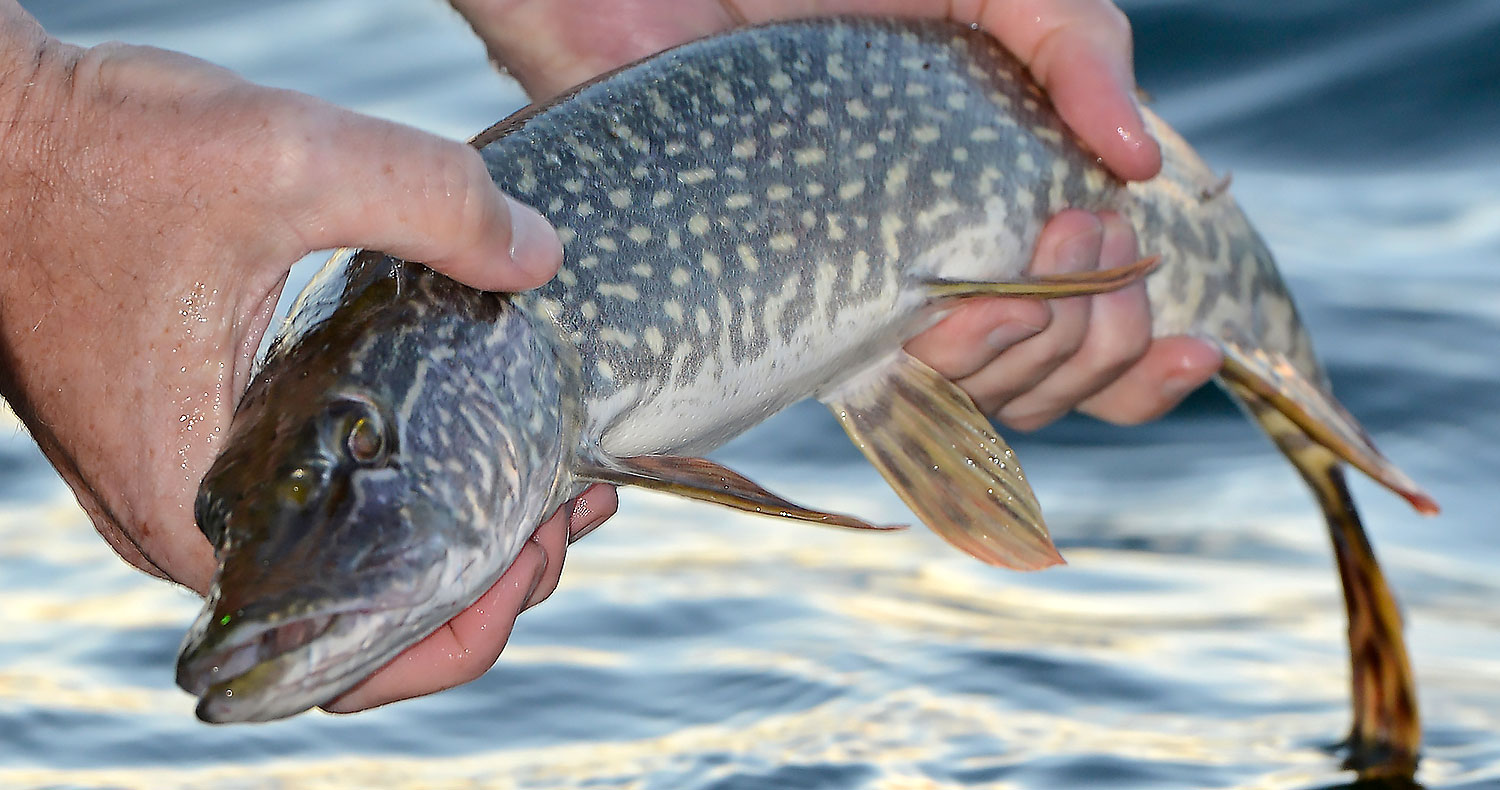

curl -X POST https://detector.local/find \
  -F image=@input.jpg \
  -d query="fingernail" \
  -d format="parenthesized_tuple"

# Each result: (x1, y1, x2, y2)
(985, 320, 1044, 352)
(1055, 223, 1104, 272)
(505, 196, 562, 283)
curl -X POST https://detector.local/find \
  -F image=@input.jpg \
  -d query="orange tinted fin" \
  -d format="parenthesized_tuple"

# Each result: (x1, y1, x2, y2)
(577, 454, 901, 532)
(1218, 338, 1438, 515)
(822, 350, 1062, 571)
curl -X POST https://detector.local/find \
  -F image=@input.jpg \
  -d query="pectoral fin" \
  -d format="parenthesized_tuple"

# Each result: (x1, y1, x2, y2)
(1216, 337, 1438, 515)
(577, 454, 901, 531)
(822, 351, 1062, 571)
(923, 255, 1158, 301)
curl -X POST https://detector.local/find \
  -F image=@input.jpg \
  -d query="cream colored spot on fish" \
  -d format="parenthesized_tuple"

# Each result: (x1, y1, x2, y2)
(695, 306, 711, 335)
(515, 160, 538, 194)
(768, 152, 784, 167)
(652, 190, 673, 208)
(534, 296, 564, 318)
(667, 229, 681, 250)
(800, 210, 816, 228)
(607, 189, 631, 209)
(698, 130, 715, 148)
(700, 251, 722, 277)
(806, 182, 826, 197)
(952, 147, 970, 162)
(628, 226, 652, 244)
(916, 199, 960, 230)
(688, 214, 710, 236)
(647, 88, 671, 119)
(630, 165, 649, 179)
(1016, 151, 1037, 173)
(725, 193, 752, 210)
(794, 148, 825, 167)
(881, 214, 905, 261)
(846, 98, 872, 119)
(1035, 127, 1063, 145)
(767, 184, 792, 202)
(579, 300, 598, 319)
(670, 267, 692, 287)
(679, 168, 715, 185)
(809, 81, 830, 97)
(769, 122, 791, 139)
(854, 142, 878, 160)
(557, 269, 578, 287)
(931, 170, 955, 189)
(598, 282, 639, 301)
(769, 233, 797, 252)
(547, 197, 563, 214)
(631, 263, 653, 278)
(563, 178, 583, 194)
(575, 201, 595, 217)
(643, 326, 666, 355)
(732, 139, 757, 159)
(663, 300, 684, 323)
(737, 243, 760, 271)
(827, 214, 846, 241)
(826, 53, 851, 80)
(807, 109, 830, 126)
(872, 84, 892, 98)
(578, 255, 599, 269)
(878, 128, 897, 143)
(947, 92, 968, 110)
(905, 82, 929, 97)
(1084, 167, 1107, 193)
(767, 71, 792, 90)
(1048, 158, 1071, 209)
(725, 165, 747, 180)
(971, 127, 1000, 142)
(912, 126, 941, 144)
(884, 162, 909, 195)
(595, 359, 616, 381)
(838, 180, 865, 200)
(753, 96, 772, 113)
(850, 249, 870, 289)
(595, 236, 618, 252)
(556, 227, 577, 246)
(566, 136, 601, 163)
(711, 113, 730, 127)
(713, 82, 734, 105)
(665, 141, 686, 156)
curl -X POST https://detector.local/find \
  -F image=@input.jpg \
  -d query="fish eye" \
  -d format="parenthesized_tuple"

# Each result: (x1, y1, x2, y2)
(328, 397, 392, 468)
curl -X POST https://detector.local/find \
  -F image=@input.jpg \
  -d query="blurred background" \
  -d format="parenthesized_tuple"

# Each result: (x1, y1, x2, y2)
(4, 0, 1499, 788)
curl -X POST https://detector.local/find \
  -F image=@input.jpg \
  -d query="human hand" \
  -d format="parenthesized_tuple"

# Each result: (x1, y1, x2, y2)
(452, 0, 1222, 430)
(0, 4, 607, 711)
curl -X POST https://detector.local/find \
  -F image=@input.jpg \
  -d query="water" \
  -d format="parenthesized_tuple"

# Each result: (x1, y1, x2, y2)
(4, 1, 1500, 787)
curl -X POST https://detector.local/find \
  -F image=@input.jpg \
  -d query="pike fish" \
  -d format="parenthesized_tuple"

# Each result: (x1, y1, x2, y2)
(178, 17, 1434, 778)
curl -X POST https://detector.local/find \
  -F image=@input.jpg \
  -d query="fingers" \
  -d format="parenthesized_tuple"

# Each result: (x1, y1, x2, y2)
(969, 0, 1162, 181)
(322, 485, 620, 714)
(990, 211, 1151, 429)
(266, 97, 561, 292)
(1076, 335, 1222, 424)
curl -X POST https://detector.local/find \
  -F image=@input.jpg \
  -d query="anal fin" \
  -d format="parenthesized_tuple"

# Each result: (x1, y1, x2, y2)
(1217, 338, 1438, 515)
(577, 454, 901, 532)
(823, 351, 1062, 571)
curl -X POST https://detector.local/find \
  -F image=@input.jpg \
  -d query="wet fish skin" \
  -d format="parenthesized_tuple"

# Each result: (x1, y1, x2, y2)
(178, 16, 1427, 763)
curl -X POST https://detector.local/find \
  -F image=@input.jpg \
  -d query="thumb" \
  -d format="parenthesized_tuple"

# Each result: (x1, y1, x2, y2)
(278, 102, 561, 291)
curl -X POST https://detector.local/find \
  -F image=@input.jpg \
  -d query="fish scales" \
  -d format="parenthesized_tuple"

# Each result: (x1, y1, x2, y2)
(180, 18, 1430, 772)
(482, 18, 1318, 459)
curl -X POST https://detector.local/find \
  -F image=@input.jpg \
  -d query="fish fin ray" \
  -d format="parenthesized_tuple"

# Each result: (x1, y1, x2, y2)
(577, 454, 900, 531)
(822, 351, 1063, 571)
(1216, 336, 1438, 515)
(923, 255, 1158, 301)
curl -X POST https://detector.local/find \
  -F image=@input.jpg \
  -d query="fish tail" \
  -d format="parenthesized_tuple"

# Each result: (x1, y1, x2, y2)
(1220, 374, 1420, 780)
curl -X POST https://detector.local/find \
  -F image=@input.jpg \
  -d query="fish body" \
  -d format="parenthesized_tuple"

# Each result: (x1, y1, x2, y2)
(178, 17, 1429, 776)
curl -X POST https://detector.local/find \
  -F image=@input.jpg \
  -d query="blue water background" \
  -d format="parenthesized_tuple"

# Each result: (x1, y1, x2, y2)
(3, 0, 1499, 787)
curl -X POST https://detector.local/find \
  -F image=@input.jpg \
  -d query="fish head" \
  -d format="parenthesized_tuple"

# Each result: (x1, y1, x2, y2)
(177, 273, 572, 723)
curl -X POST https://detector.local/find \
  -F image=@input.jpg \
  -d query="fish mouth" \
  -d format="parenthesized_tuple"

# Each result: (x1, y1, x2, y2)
(177, 608, 393, 723)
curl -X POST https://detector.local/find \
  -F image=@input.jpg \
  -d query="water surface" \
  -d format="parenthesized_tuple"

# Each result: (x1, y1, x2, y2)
(4, 1, 1500, 787)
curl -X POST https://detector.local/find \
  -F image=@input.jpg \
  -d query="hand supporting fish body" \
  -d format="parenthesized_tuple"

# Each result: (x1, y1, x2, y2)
(177, 17, 1432, 779)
